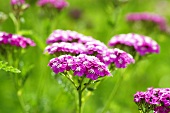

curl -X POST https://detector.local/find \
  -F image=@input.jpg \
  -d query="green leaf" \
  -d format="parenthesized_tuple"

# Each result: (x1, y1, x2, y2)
(0, 61, 21, 74)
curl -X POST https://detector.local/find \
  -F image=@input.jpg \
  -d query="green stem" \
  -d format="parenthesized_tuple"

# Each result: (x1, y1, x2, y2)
(9, 13, 20, 33)
(81, 79, 92, 92)
(78, 89, 82, 113)
(62, 72, 77, 89)
(17, 88, 28, 113)
(101, 70, 124, 113)
(77, 77, 86, 113)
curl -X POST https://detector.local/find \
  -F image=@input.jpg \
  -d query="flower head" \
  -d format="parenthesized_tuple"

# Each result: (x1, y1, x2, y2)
(154, 106, 170, 113)
(11, 0, 25, 5)
(108, 33, 160, 56)
(134, 87, 170, 112)
(37, 0, 69, 11)
(84, 40, 108, 55)
(126, 12, 167, 31)
(0, 31, 36, 48)
(44, 42, 86, 55)
(46, 29, 95, 44)
(97, 48, 135, 68)
(48, 54, 110, 80)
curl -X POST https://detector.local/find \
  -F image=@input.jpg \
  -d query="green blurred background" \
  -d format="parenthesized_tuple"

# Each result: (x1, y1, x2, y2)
(0, 0, 170, 113)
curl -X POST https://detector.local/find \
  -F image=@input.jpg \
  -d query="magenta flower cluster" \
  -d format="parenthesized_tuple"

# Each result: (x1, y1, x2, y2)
(108, 33, 160, 56)
(48, 54, 111, 80)
(11, 0, 25, 5)
(84, 40, 108, 55)
(37, 0, 69, 10)
(134, 87, 170, 113)
(46, 29, 95, 44)
(0, 31, 36, 48)
(44, 42, 86, 55)
(126, 12, 167, 31)
(46, 30, 135, 69)
(97, 48, 135, 68)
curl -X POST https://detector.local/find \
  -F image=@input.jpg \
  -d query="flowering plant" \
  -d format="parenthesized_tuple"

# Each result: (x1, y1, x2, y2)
(46, 29, 135, 113)
(134, 87, 170, 113)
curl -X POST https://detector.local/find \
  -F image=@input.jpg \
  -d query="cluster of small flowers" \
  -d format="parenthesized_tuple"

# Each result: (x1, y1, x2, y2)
(84, 40, 108, 55)
(126, 12, 167, 31)
(48, 54, 111, 80)
(11, 0, 25, 5)
(46, 30, 135, 68)
(108, 33, 160, 56)
(37, 0, 69, 10)
(0, 31, 35, 48)
(44, 42, 86, 55)
(46, 29, 95, 44)
(97, 48, 135, 68)
(134, 87, 170, 113)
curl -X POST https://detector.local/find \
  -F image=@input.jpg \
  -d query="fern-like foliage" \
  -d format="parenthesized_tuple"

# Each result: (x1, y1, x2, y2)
(0, 61, 21, 74)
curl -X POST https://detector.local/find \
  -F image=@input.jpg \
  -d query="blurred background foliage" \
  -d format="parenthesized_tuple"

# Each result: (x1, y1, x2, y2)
(0, 0, 170, 113)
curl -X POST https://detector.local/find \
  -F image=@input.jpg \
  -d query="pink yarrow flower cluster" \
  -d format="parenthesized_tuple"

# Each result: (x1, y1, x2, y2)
(46, 29, 95, 44)
(108, 33, 160, 56)
(46, 30, 135, 68)
(134, 87, 170, 113)
(44, 42, 86, 55)
(84, 40, 108, 55)
(11, 0, 25, 5)
(48, 54, 111, 80)
(0, 31, 35, 48)
(97, 48, 135, 68)
(126, 12, 167, 31)
(37, 0, 69, 10)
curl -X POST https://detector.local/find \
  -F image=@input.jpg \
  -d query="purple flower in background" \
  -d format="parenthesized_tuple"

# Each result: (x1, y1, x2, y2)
(46, 29, 95, 44)
(48, 54, 110, 80)
(0, 31, 36, 48)
(126, 12, 167, 31)
(44, 42, 86, 55)
(97, 48, 135, 68)
(108, 33, 160, 56)
(10, 0, 30, 11)
(134, 87, 170, 113)
(11, 0, 25, 5)
(37, 0, 69, 11)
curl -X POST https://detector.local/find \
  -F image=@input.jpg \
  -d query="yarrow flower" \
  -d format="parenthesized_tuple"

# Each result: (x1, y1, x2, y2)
(154, 106, 170, 113)
(48, 54, 111, 80)
(37, 0, 69, 11)
(84, 40, 108, 55)
(10, 0, 30, 15)
(108, 33, 160, 56)
(11, 0, 25, 5)
(97, 48, 135, 68)
(46, 29, 95, 44)
(44, 42, 86, 55)
(126, 12, 167, 31)
(134, 87, 170, 113)
(0, 31, 36, 48)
